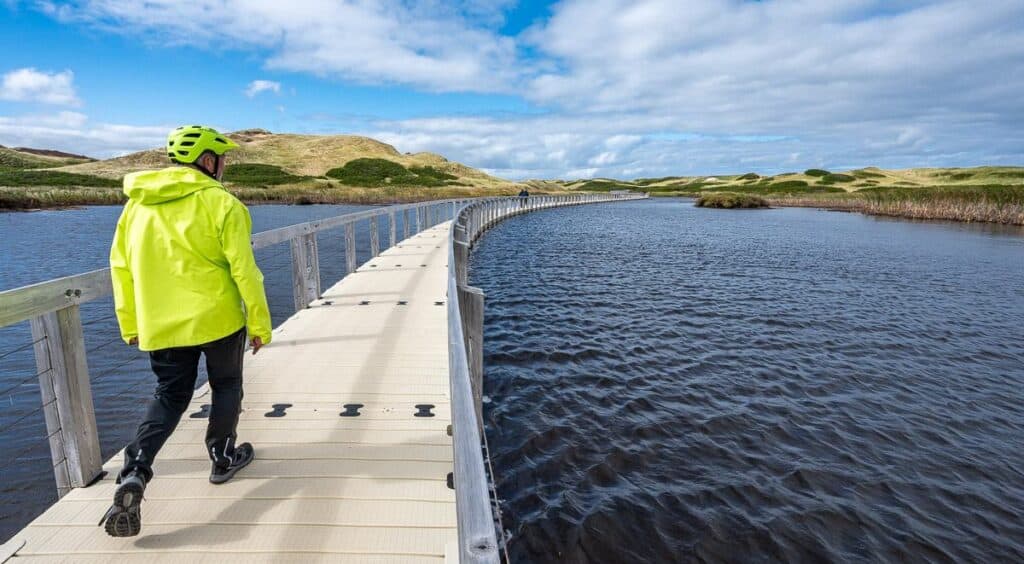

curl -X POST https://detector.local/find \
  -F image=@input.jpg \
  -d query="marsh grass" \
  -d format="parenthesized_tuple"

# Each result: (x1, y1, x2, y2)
(772, 185, 1024, 224)
(1, 181, 528, 210)
(0, 170, 120, 188)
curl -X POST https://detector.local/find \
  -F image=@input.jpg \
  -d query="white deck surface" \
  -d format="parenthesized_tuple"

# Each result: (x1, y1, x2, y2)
(7, 223, 457, 563)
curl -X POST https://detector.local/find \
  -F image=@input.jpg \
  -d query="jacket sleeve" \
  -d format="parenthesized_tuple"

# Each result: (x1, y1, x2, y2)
(221, 203, 273, 344)
(109, 207, 138, 344)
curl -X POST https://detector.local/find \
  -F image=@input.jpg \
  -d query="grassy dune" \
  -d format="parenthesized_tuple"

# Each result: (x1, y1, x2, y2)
(0, 130, 526, 210)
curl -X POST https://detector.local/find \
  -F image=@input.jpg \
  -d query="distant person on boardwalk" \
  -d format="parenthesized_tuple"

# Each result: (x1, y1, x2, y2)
(100, 125, 272, 538)
(518, 187, 529, 208)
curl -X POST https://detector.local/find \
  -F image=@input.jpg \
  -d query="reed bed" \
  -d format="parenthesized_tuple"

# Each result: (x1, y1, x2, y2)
(772, 185, 1024, 225)
(0, 183, 524, 210)
(696, 192, 769, 209)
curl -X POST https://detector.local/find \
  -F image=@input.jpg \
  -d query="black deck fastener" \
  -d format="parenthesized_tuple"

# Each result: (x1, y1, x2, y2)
(414, 404, 436, 417)
(395, 264, 402, 267)
(434, 301, 444, 306)
(446, 472, 454, 489)
(359, 300, 370, 306)
(265, 403, 292, 418)
(188, 404, 211, 419)
(340, 403, 364, 417)
(446, 424, 453, 436)
(322, 300, 333, 306)
(397, 300, 408, 306)
(370, 264, 377, 267)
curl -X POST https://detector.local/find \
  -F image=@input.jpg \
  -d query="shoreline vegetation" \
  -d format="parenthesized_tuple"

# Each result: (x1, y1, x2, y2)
(561, 166, 1024, 225)
(695, 192, 769, 209)
(2, 137, 1022, 225)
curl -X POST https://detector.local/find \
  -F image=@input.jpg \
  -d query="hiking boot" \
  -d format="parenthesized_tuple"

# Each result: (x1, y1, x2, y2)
(99, 470, 145, 537)
(210, 442, 254, 484)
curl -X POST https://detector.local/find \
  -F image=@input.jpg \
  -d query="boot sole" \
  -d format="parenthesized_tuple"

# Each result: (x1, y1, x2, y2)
(102, 481, 144, 537)
(209, 450, 254, 484)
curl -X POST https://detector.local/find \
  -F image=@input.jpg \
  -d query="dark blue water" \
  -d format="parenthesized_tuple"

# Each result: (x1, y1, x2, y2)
(470, 199, 1024, 563)
(0, 203, 400, 541)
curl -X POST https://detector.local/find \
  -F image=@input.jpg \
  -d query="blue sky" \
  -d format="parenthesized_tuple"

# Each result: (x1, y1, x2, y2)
(1, 0, 1022, 180)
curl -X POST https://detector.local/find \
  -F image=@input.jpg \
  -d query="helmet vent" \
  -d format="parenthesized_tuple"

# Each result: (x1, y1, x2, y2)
(215, 137, 227, 144)
(180, 141, 195, 147)
(177, 150, 189, 156)
(183, 133, 201, 138)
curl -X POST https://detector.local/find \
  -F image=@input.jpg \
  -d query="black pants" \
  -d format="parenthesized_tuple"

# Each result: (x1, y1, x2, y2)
(120, 327, 246, 482)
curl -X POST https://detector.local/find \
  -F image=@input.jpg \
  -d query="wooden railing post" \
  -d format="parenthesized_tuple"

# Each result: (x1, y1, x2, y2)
(290, 233, 319, 310)
(344, 222, 357, 275)
(290, 236, 308, 310)
(388, 211, 397, 248)
(29, 305, 103, 497)
(457, 285, 485, 433)
(370, 216, 380, 258)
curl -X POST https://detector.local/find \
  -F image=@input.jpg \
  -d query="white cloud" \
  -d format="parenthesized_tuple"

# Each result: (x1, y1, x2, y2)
(244, 79, 281, 98)
(0, 68, 80, 106)
(0, 111, 167, 157)
(45, 1, 521, 93)
(362, 0, 1024, 177)
(27, 0, 1024, 175)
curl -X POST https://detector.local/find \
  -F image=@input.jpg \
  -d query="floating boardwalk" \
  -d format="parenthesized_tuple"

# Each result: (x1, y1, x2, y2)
(0, 194, 645, 563)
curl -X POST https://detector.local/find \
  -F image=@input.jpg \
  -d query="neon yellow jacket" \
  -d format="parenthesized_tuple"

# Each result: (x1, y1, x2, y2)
(110, 167, 272, 351)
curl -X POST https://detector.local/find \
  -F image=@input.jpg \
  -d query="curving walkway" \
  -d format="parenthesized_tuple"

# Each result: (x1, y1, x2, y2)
(7, 223, 456, 563)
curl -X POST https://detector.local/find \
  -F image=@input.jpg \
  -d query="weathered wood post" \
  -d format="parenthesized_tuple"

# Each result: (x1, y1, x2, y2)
(29, 306, 103, 497)
(344, 222, 357, 275)
(389, 211, 397, 248)
(290, 233, 320, 309)
(454, 227, 470, 286)
(370, 216, 380, 258)
(457, 285, 485, 433)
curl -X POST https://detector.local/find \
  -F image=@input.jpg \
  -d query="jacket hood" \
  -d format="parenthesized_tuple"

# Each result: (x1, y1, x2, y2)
(123, 166, 223, 204)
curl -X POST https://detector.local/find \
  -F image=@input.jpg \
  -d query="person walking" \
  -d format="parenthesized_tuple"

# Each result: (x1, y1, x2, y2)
(99, 125, 272, 538)
(518, 187, 530, 208)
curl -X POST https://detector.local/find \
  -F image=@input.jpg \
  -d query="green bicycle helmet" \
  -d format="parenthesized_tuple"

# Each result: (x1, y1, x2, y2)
(166, 125, 239, 164)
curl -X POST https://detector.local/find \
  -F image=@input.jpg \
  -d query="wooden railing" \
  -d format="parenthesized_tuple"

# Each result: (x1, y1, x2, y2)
(0, 191, 647, 559)
(0, 197, 470, 495)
